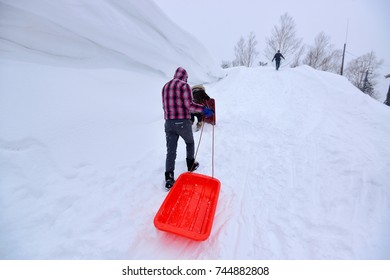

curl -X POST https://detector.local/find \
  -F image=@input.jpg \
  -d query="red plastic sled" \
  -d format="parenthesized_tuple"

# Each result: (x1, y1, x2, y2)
(154, 172, 221, 241)
(203, 98, 216, 125)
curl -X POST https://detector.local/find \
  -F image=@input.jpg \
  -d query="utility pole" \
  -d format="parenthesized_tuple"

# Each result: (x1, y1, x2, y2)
(340, 43, 346, 75)
(362, 70, 369, 93)
(385, 74, 390, 106)
(340, 20, 349, 76)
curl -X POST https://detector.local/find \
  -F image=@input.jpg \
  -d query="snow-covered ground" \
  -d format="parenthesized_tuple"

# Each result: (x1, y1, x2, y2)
(1, 0, 390, 260)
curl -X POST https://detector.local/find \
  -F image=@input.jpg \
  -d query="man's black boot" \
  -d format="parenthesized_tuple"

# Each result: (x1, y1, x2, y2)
(186, 158, 199, 172)
(164, 171, 175, 190)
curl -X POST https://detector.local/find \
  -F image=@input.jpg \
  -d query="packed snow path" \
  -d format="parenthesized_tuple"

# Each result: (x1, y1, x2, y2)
(132, 66, 390, 260)
(2, 62, 389, 259)
(205, 66, 390, 259)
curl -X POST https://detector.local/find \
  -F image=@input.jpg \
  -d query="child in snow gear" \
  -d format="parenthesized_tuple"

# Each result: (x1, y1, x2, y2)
(191, 85, 211, 130)
(272, 50, 285, 70)
(162, 67, 214, 190)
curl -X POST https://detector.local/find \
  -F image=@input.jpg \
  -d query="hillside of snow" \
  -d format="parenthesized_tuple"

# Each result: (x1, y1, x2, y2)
(1, 0, 390, 260)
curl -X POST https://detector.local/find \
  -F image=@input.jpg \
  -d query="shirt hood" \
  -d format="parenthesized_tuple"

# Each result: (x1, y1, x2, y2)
(173, 67, 188, 82)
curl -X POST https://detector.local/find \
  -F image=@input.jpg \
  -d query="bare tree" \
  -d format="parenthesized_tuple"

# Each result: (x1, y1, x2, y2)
(291, 45, 305, 68)
(246, 32, 259, 67)
(303, 32, 342, 73)
(233, 32, 259, 67)
(264, 13, 303, 65)
(233, 36, 246, 66)
(345, 51, 383, 99)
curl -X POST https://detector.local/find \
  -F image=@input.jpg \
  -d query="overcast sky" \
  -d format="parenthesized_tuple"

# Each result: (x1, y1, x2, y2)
(154, 0, 390, 99)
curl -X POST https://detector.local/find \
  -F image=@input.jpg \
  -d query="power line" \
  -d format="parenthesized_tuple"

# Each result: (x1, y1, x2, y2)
(345, 51, 359, 58)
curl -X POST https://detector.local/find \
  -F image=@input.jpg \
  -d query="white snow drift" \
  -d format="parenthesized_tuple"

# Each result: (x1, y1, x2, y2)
(1, 0, 389, 260)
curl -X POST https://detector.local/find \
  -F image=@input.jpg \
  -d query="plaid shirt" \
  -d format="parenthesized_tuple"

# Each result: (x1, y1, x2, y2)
(162, 67, 204, 120)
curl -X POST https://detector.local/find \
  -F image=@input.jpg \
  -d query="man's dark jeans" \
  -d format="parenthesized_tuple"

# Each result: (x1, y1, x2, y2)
(165, 119, 194, 172)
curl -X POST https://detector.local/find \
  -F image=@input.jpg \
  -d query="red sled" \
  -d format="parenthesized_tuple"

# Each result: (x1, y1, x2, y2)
(154, 172, 221, 241)
(203, 98, 216, 125)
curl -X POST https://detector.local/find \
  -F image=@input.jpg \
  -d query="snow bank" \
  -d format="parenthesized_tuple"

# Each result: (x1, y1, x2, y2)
(0, 0, 224, 83)
(1, 0, 390, 260)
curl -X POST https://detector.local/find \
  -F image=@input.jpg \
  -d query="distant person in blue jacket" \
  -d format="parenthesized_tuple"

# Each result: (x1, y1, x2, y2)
(272, 50, 285, 70)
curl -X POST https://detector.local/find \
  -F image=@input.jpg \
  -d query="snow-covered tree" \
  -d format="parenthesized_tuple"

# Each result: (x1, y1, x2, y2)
(345, 51, 383, 99)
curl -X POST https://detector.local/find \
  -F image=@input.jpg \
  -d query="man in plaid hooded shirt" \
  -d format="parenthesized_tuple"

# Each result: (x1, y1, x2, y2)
(162, 67, 214, 190)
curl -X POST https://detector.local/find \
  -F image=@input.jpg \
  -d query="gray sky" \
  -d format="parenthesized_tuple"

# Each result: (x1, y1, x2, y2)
(154, 0, 390, 100)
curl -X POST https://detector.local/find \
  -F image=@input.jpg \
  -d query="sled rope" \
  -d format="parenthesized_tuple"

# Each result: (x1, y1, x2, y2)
(193, 121, 204, 170)
(212, 122, 215, 178)
(193, 119, 215, 178)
